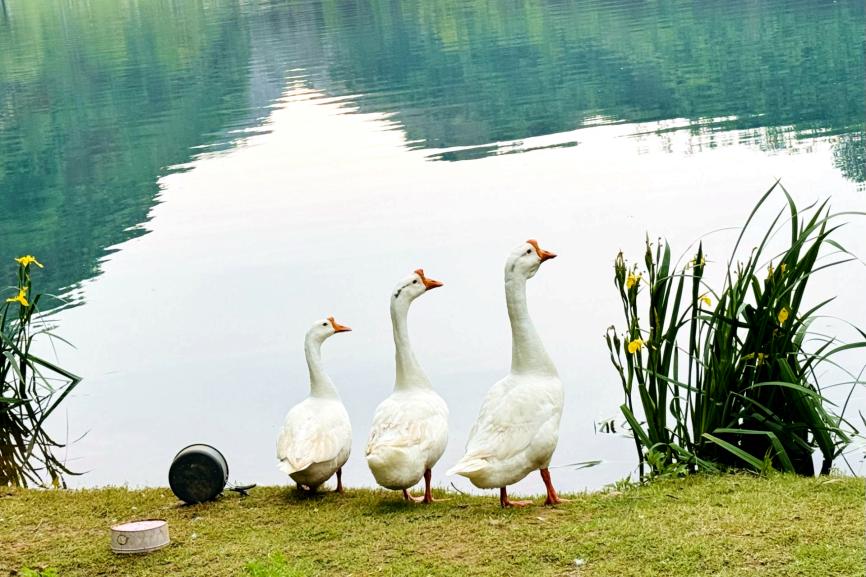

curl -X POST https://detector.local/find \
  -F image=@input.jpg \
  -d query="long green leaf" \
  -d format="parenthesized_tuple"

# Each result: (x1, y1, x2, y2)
(703, 433, 763, 470)
(620, 404, 652, 448)
(712, 428, 794, 472)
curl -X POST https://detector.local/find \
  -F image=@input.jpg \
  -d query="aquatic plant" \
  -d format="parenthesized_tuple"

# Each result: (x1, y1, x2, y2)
(0, 256, 80, 487)
(606, 181, 865, 479)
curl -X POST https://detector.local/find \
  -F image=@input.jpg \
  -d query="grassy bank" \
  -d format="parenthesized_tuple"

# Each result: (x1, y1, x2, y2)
(1, 474, 863, 577)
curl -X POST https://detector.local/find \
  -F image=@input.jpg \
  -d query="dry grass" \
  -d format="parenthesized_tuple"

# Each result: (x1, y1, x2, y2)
(1, 474, 863, 577)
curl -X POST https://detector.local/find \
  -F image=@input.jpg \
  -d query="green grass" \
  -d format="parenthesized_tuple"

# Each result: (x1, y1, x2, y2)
(2, 474, 863, 576)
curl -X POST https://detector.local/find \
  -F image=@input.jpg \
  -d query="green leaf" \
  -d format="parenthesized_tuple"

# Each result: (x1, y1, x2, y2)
(620, 404, 652, 448)
(712, 428, 795, 472)
(702, 433, 763, 470)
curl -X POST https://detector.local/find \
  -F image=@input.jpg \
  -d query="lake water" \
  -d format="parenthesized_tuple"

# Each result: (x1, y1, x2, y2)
(2, 0, 864, 494)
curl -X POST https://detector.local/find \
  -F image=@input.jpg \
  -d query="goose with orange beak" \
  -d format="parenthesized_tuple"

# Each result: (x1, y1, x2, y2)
(366, 269, 449, 503)
(447, 240, 567, 507)
(277, 316, 353, 493)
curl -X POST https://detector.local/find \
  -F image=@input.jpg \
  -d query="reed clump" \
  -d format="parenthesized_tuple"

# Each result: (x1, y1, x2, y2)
(0, 256, 80, 487)
(606, 181, 865, 479)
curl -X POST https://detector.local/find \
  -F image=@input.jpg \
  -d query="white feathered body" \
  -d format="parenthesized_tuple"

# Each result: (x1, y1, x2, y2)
(447, 241, 564, 492)
(366, 388, 448, 490)
(448, 372, 563, 488)
(277, 396, 352, 488)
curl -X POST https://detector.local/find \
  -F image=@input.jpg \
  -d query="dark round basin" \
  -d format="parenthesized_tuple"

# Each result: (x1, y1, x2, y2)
(168, 444, 229, 504)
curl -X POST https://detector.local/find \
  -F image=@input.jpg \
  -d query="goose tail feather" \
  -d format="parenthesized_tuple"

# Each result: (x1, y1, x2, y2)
(446, 458, 487, 477)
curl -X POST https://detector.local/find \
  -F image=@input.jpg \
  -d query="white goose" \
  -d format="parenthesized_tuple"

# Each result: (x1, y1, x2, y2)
(366, 269, 449, 503)
(276, 316, 353, 493)
(447, 240, 566, 507)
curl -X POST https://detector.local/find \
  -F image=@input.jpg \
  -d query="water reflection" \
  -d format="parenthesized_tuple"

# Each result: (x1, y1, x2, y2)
(0, 1, 256, 299)
(299, 0, 864, 162)
(1, 0, 863, 303)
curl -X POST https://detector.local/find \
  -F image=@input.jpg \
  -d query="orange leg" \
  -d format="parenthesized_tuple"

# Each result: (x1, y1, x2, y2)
(499, 487, 532, 508)
(420, 468, 448, 503)
(403, 469, 447, 503)
(540, 468, 569, 505)
(335, 467, 344, 494)
(402, 488, 423, 502)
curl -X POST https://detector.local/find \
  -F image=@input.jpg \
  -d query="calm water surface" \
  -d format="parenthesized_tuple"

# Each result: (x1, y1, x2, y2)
(1, 0, 864, 492)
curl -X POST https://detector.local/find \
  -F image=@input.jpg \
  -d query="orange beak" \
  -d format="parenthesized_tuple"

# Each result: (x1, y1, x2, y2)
(414, 268, 444, 290)
(527, 239, 557, 262)
(327, 316, 352, 333)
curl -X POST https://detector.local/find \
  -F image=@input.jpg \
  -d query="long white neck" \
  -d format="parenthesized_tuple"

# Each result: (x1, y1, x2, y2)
(391, 298, 431, 390)
(505, 274, 557, 375)
(305, 333, 339, 399)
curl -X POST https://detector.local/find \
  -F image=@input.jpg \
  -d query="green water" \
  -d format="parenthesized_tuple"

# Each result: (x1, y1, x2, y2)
(0, 0, 862, 299)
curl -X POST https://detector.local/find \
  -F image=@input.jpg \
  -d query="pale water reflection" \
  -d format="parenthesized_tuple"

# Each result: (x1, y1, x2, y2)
(50, 88, 866, 493)
(3, 0, 863, 300)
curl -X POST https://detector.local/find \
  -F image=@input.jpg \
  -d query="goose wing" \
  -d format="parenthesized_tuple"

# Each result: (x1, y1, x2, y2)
(277, 401, 351, 473)
(463, 377, 561, 463)
(366, 395, 448, 456)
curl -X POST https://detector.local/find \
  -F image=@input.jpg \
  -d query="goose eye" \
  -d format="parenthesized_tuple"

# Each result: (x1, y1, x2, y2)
(412, 279, 418, 284)
(322, 323, 328, 327)
(525, 249, 532, 255)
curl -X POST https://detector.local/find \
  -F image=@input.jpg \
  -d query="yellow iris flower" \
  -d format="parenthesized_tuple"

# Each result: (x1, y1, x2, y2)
(5, 288, 29, 307)
(627, 338, 645, 354)
(15, 255, 43, 268)
(743, 352, 767, 365)
(778, 307, 789, 326)
(626, 272, 641, 289)
(700, 294, 712, 307)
